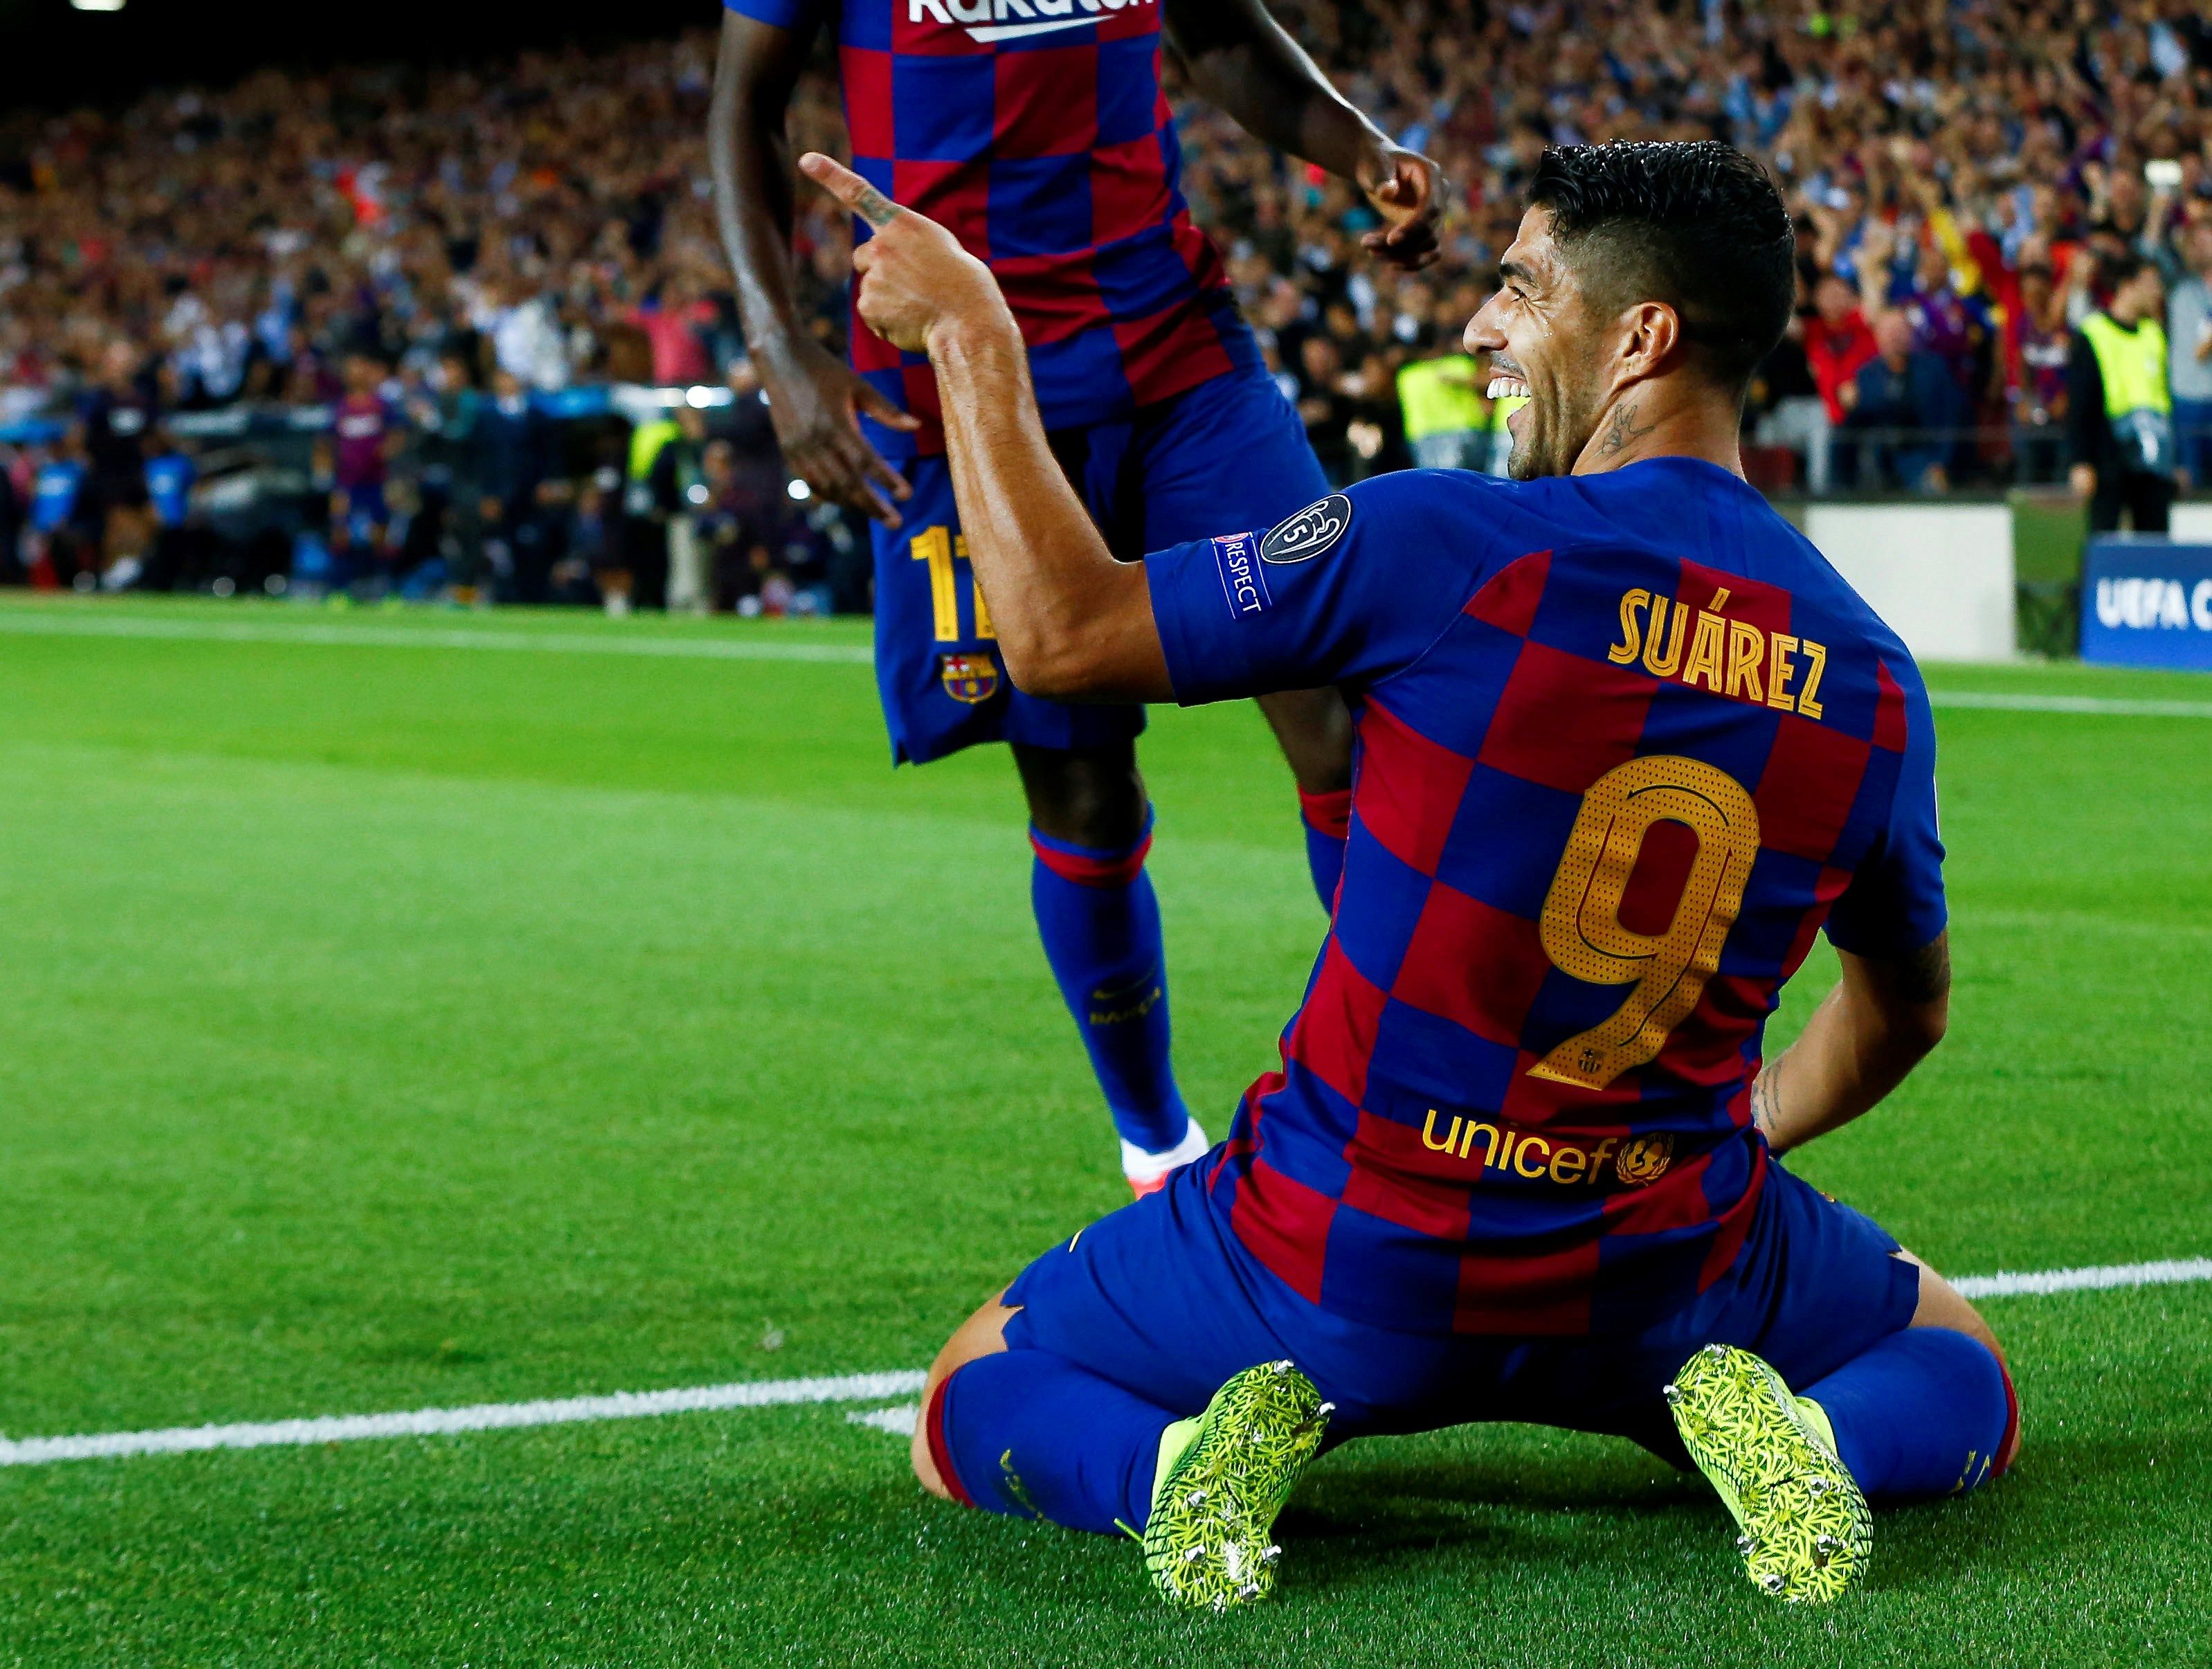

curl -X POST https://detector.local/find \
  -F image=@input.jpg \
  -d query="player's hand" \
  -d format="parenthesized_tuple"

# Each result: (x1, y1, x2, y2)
(799, 152, 1013, 360)
(1354, 140, 1447, 272)
(754, 330, 917, 528)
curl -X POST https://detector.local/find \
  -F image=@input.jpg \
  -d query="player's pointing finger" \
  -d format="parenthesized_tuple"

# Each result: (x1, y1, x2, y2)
(799, 152, 902, 230)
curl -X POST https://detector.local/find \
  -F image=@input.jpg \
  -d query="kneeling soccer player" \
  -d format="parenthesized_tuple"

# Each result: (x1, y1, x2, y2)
(802, 139, 2020, 1607)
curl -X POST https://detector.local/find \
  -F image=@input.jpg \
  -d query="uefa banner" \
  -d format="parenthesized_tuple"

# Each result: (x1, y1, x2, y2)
(2080, 539, 2212, 671)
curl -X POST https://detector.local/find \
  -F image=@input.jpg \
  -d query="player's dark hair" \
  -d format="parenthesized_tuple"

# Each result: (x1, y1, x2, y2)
(1527, 141, 1795, 390)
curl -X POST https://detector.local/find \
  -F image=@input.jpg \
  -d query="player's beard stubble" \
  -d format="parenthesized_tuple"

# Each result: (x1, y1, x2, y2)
(1506, 354, 1610, 482)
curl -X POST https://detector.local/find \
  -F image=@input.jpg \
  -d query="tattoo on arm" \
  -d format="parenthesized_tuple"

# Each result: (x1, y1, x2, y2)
(1750, 1057, 1784, 1151)
(1595, 399, 1657, 457)
(1892, 930, 1952, 1007)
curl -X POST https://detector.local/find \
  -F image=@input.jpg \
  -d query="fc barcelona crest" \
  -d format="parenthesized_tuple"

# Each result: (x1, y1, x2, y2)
(940, 651, 1001, 705)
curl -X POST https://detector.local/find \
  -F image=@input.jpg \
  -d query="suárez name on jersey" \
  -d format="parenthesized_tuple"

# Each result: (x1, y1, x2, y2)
(909, 0, 1157, 44)
(1606, 585, 1829, 720)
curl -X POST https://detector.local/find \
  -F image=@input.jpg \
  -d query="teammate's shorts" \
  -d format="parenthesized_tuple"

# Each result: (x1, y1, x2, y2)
(1001, 1151, 1922, 1462)
(871, 367, 1330, 766)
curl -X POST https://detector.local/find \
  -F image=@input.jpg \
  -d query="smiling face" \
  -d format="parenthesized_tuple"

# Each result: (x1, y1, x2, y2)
(1464, 207, 1617, 480)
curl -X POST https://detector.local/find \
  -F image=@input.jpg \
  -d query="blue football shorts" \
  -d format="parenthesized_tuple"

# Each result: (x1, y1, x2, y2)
(1001, 1151, 1923, 1463)
(334, 482, 390, 539)
(869, 366, 1331, 766)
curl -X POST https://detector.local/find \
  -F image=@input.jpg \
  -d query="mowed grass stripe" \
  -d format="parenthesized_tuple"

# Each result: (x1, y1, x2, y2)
(4, 1258, 2201, 1470)
(4, 606, 2212, 719)
(0, 606, 876, 664)
(1929, 689, 2212, 719)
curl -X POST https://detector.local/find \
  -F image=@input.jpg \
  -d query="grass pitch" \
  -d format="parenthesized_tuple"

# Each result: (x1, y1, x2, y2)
(1, 595, 2207, 1666)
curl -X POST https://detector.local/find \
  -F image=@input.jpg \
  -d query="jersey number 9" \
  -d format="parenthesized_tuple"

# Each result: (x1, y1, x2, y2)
(1528, 755, 1761, 1090)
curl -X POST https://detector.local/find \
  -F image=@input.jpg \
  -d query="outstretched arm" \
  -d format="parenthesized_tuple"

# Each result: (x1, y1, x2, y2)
(1752, 935, 1950, 1155)
(709, 9, 918, 524)
(797, 154, 1171, 703)
(1163, 0, 1445, 271)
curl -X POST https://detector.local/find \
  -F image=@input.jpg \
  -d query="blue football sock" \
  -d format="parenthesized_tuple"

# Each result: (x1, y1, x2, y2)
(1030, 813, 1191, 1158)
(927, 1351, 1177, 1535)
(1800, 1327, 2015, 1504)
(1298, 787, 1352, 914)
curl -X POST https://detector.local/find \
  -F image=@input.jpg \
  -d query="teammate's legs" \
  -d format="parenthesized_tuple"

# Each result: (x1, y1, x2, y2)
(1013, 739, 1198, 1178)
(1256, 687, 1356, 912)
(1114, 368, 1356, 911)
(870, 455, 1197, 1187)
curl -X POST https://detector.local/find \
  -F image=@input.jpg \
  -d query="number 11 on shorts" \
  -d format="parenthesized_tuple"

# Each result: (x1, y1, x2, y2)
(912, 525, 995, 642)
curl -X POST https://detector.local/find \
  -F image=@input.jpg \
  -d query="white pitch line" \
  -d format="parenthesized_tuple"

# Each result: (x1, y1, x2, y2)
(1950, 1256, 2212, 1300)
(3, 1257, 2206, 1470)
(847, 1404, 921, 1438)
(0, 1370, 923, 1469)
(1929, 690, 2212, 719)
(0, 609, 874, 665)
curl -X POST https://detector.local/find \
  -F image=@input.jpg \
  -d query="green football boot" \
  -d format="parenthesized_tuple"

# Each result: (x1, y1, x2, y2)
(1666, 1342, 1874, 1605)
(1141, 1360, 1332, 1610)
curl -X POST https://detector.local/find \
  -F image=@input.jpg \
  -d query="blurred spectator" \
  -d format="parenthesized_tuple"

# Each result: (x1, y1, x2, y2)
(2172, 222, 2212, 490)
(475, 367, 558, 600)
(79, 339, 158, 575)
(1292, 335, 1356, 485)
(478, 273, 573, 395)
(0, 446, 22, 585)
(631, 276, 716, 388)
(29, 431, 93, 588)
(1842, 312, 1957, 493)
(2070, 256, 2178, 534)
(557, 472, 626, 609)
(383, 476, 451, 602)
(1751, 316, 1831, 494)
(2005, 258, 2076, 486)
(1395, 345, 1488, 472)
(696, 437, 758, 607)
(1896, 240, 1991, 416)
(408, 351, 487, 599)
(1804, 274, 1878, 433)
(662, 407, 714, 615)
(138, 428, 201, 591)
(327, 353, 399, 588)
(624, 404, 691, 613)
(704, 357, 788, 516)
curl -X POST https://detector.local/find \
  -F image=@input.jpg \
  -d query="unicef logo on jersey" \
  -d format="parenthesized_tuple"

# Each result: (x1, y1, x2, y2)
(909, 0, 1157, 46)
(1260, 494, 1353, 565)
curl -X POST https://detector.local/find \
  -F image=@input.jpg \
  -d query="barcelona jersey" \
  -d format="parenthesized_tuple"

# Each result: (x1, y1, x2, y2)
(724, 0, 1257, 457)
(1144, 461, 1948, 1338)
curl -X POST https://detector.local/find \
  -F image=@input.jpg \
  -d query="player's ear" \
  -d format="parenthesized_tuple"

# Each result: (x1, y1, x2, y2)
(1615, 300, 1683, 384)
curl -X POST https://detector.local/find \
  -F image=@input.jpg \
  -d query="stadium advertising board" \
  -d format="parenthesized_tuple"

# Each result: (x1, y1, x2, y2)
(2080, 540, 2212, 671)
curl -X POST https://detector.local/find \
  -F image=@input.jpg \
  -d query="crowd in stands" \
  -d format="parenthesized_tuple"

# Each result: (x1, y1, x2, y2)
(4, 2, 2212, 604)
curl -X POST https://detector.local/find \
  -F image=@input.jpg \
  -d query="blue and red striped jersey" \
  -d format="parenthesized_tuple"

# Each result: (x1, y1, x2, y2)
(1147, 460, 1947, 1337)
(725, 0, 1258, 456)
